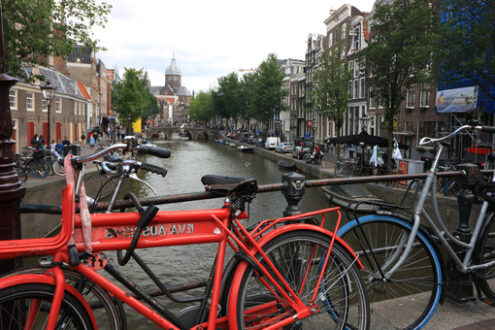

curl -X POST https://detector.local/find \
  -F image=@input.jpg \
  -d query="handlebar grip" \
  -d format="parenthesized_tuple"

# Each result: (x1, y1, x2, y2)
(137, 145, 171, 158)
(140, 163, 168, 177)
(481, 126, 495, 133)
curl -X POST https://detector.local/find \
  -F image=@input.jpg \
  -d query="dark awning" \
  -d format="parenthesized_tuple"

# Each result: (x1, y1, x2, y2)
(325, 131, 408, 149)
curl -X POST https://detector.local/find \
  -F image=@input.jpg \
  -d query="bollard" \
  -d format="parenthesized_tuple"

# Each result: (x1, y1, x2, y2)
(445, 163, 478, 303)
(281, 172, 306, 217)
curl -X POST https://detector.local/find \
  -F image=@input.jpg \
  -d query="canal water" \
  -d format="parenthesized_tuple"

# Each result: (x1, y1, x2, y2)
(119, 138, 330, 328)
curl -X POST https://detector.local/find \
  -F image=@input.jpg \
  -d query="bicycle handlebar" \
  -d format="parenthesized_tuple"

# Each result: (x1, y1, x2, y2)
(136, 145, 171, 158)
(419, 123, 495, 146)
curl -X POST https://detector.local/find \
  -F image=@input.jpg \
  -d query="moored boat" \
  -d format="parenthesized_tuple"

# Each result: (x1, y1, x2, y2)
(277, 160, 297, 171)
(237, 144, 254, 152)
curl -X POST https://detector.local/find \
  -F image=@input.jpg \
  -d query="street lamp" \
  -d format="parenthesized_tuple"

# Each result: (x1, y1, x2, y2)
(40, 80, 56, 146)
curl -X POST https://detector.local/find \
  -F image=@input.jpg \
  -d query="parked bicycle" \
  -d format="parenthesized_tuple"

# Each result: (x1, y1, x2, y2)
(336, 123, 495, 329)
(334, 160, 357, 177)
(14, 147, 51, 180)
(0, 142, 370, 329)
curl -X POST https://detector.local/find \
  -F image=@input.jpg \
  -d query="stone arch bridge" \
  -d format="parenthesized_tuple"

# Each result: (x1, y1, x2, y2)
(144, 126, 223, 141)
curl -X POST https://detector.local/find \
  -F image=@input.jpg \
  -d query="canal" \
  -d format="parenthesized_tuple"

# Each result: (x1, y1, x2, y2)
(120, 138, 329, 328)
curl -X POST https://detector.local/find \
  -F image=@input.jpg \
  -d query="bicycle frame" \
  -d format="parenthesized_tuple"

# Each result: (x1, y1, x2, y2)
(383, 125, 495, 278)
(0, 184, 362, 329)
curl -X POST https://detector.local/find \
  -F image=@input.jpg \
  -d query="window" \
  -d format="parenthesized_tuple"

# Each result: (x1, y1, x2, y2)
(420, 83, 430, 107)
(74, 102, 77, 115)
(353, 61, 359, 78)
(353, 80, 359, 99)
(353, 27, 360, 50)
(55, 98, 61, 113)
(9, 90, 17, 110)
(360, 78, 365, 98)
(26, 92, 34, 111)
(418, 121, 437, 141)
(42, 99, 48, 112)
(406, 89, 415, 108)
(329, 32, 333, 47)
(348, 60, 354, 77)
(348, 81, 352, 99)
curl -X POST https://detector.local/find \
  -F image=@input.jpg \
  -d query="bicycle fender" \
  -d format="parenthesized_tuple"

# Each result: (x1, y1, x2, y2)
(0, 273, 97, 329)
(252, 224, 363, 269)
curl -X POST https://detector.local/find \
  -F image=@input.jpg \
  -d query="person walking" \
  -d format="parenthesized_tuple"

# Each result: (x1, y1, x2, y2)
(89, 133, 95, 148)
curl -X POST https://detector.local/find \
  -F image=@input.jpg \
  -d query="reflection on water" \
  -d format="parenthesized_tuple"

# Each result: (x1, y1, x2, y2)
(113, 139, 330, 328)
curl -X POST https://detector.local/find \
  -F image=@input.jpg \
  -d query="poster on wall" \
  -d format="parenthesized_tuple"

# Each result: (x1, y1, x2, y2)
(436, 86, 478, 113)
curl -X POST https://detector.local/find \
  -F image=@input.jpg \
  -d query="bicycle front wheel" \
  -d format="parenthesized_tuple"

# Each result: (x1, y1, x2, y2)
(476, 212, 495, 299)
(0, 283, 93, 329)
(338, 215, 442, 330)
(30, 160, 51, 178)
(3, 267, 125, 330)
(233, 230, 370, 329)
(52, 161, 66, 177)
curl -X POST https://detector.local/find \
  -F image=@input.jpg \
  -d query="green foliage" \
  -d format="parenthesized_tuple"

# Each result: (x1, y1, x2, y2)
(313, 41, 352, 137)
(216, 72, 243, 127)
(2, 0, 111, 79)
(437, 0, 495, 102)
(362, 0, 436, 168)
(189, 91, 214, 122)
(112, 68, 158, 127)
(250, 54, 287, 126)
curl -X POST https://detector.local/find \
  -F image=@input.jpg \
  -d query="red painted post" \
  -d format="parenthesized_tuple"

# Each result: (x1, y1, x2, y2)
(0, 3, 25, 273)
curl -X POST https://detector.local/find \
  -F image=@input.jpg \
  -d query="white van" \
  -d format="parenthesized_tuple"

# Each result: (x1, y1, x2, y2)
(265, 137, 280, 149)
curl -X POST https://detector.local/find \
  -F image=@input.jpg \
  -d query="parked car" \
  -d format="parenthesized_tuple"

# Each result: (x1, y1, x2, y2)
(265, 137, 280, 149)
(275, 142, 294, 153)
(292, 146, 311, 160)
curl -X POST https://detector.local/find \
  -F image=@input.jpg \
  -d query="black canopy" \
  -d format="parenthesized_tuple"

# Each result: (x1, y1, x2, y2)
(325, 131, 408, 149)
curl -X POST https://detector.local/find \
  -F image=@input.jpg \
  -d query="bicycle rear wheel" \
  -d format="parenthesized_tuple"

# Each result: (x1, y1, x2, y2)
(233, 230, 370, 329)
(3, 267, 125, 330)
(0, 283, 93, 329)
(338, 215, 442, 330)
(30, 160, 51, 178)
(476, 212, 495, 299)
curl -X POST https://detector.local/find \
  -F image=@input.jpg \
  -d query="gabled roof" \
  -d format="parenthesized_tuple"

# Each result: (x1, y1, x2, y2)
(38, 66, 83, 98)
(77, 82, 92, 100)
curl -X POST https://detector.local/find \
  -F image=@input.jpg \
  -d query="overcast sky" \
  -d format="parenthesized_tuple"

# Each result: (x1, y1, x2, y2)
(94, 0, 376, 94)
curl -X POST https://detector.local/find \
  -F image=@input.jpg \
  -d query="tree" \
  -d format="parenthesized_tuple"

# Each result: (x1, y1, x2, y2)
(113, 68, 157, 128)
(216, 72, 243, 130)
(189, 91, 214, 122)
(2, 0, 111, 80)
(362, 0, 436, 169)
(437, 0, 495, 103)
(313, 41, 352, 160)
(250, 54, 287, 131)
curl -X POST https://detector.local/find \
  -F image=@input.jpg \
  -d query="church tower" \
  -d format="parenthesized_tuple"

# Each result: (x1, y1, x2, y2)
(165, 54, 181, 95)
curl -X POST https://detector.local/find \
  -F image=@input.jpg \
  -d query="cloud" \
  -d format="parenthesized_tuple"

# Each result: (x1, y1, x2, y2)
(95, 0, 376, 91)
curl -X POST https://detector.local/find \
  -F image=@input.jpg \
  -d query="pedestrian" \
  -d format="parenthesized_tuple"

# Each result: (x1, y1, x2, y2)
(50, 139, 57, 160)
(89, 134, 95, 148)
(62, 136, 71, 147)
(80, 133, 86, 146)
(30, 134, 38, 147)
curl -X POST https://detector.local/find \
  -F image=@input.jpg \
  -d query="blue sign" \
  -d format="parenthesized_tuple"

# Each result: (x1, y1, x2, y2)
(306, 132, 311, 138)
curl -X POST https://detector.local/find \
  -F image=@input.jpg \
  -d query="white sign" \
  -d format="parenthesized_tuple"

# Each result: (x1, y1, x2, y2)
(436, 86, 478, 113)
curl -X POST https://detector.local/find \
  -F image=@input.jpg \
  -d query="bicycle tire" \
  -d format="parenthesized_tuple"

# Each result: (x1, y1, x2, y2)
(0, 283, 93, 329)
(52, 160, 66, 177)
(233, 230, 370, 329)
(338, 215, 442, 330)
(29, 160, 51, 178)
(335, 163, 344, 177)
(3, 267, 125, 330)
(14, 162, 28, 182)
(475, 212, 495, 299)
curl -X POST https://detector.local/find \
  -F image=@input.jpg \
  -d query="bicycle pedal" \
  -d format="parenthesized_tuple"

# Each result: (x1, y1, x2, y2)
(480, 297, 495, 306)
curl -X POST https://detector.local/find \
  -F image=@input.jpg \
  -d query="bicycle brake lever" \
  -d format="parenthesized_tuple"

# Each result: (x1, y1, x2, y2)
(129, 173, 157, 195)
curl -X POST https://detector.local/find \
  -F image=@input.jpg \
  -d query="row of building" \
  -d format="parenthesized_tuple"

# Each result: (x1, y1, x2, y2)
(9, 47, 113, 154)
(272, 2, 493, 162)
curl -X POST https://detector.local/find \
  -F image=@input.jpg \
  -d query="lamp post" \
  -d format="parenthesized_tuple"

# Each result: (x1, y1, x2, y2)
(40, 80, 56, 146)
(0, 3, 25, 272)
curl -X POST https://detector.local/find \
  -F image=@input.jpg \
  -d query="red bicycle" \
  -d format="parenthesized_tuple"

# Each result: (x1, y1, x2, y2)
(0, 143, 369, 329)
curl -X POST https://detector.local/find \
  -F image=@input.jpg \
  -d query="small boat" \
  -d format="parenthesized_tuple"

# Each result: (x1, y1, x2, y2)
(237, 144, 254, 152)
(321, 185, 384, 212)
(215, 139, 227, 144)
(277, 160, 297, 171)
(228, 142, 236, 148)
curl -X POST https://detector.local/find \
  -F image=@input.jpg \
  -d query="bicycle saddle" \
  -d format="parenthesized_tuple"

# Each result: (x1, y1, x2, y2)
(201, 175, 258, 196)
